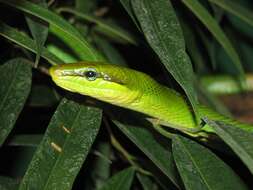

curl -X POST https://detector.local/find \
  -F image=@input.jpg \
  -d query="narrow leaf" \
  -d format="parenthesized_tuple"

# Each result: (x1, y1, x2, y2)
(94, 36, 127, 66)
(204, 118, 253, 174)
(0, 176, 19, 190)
(119, 0, 140, 30)
(19, 99, 102, 190)
(7, 134, 43, 147)
(132, 0, 199, 120)
(0, 0, 102, 62)
(182, 0, 244, 77)
(172, 135, 247, 190)
(0, 21, 62, 64)
(114, 121, 180, 188)
(209, 0, 253, 28)
(93, 143, 112, 189)
(200, 75, 246, 95)
(58, 7, 137, 45)
(49, 25, 105, 62)
(0, 58, 32, 146)
(180, 19, 205, 73)
(46, 44, 78, 63)
(25, 0, 48, 67)
(137, 174, 157, 190)
(75, 0, 96, 13)
(100, 167, 135, 190)
(196, 80, 231, 116)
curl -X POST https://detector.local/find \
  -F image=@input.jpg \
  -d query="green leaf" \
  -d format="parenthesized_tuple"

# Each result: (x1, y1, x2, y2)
(93, 36, 127, 66)
(58, 7, 137, 45)
(132, 0, 199, 120)
(0, 58, 32, 146)
(25, 0, 48, 67)
(209, 0, 253, 28)
(49, 24, 105, 61)
(181, 0, 244, 77)
(19, 99, 102, 190)
(228, 13, 253, 40)
(7, 134, 43, 147)
(46, 44, 78, 63)
(172, 135, 248, 190)
(0, 176, 19, 190)
(100, 167, 135, 190)
(200, 75, 245, 95)
(238, 41, 253, 71)
(203, 118, 253, 175)
(196, 84, 231, 117)
(119, 0, 140, 30)
(196, 28, 217, 69)
(75, 0, 96, 13)
(137, 174, 157, 190)
(114, 121, 180, 188)
(0, 0, 102, 62)
(91, 142, 112, 189)
(0, 21, 62, 64)
(180, 19, 205, 73)
(210, 2, 225, 22)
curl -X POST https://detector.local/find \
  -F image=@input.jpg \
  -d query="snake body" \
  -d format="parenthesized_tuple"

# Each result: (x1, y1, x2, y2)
(49, 62, 253, 137)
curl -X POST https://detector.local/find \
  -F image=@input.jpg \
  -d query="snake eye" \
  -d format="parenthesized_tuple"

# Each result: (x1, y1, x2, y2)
(84, 69, 97, 81)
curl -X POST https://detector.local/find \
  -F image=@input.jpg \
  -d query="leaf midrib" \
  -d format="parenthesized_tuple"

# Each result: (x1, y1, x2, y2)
(176, 137, 212, 190)
(0, 63, 19, 116)
(42, 104, 82, 190)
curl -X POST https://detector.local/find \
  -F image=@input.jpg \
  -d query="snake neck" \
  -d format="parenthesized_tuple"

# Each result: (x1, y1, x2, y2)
(127, 82, 197, 130)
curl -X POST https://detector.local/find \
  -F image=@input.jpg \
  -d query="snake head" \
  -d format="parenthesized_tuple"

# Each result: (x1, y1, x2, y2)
(49, 62, 142, 106)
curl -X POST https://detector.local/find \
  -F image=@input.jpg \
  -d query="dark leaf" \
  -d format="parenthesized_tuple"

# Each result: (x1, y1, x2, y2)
(172, 135, 247, 190)
(19, 99, 102, 190)
(100, 167, 135, 190)
(114, 121, 180, 188)
(25, 0, 48, 67)
(204, 118, 253, 174)
(132, 0, 199, 120)
(0, 58, 32, 146)
(0, 21, 62, 64)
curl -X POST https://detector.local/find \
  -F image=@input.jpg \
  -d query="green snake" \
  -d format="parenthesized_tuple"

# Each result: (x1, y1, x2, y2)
(49, 62, 253, 137)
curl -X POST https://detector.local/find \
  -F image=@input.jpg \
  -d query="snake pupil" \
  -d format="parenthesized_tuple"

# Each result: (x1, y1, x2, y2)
(85, 70, 97, 81)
